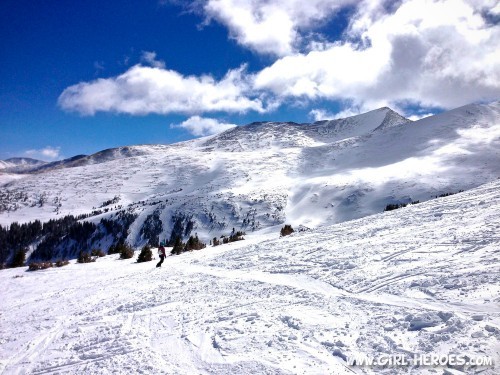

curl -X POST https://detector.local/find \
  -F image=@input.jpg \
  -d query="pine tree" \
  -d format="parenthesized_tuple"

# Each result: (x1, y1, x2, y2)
(77, 251, 93, 263)
(91, 248, 105, 257)
(229, 231, 245, 242)
(119, 244, 134, 259)
(108, 244, 119, 254)
(172, 237, 184, 255)
(280, 225, 294, 237)
(184, 234, 206, 251)
(137, 245, 153, 263)
(10, 248, 26, 268)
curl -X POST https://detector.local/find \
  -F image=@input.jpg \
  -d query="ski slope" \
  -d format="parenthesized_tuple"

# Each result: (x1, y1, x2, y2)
(1, 179, 499, 374)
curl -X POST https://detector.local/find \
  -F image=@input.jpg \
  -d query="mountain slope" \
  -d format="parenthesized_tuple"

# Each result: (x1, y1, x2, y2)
(1, 178, 499, 374)
(0, 102, 499, 259)
(0, 157, 47, 172)
(289, 101, 500, 224)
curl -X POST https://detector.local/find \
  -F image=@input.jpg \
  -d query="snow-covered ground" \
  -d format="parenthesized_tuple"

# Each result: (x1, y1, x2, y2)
(2, 179, 499, 374)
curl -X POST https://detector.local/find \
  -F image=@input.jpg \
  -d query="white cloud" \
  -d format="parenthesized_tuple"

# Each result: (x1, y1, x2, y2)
(59, 1, 499, 119)
(171, 116, 237, 136)
(140, 51, 166, 68)
(309, 108, 335, 121)
(408, 113, 434, 121)
(59, 64, 265, 115)
(491, 3, 500, 15)
(253, 0, 500, 110)
(203, 0, 357, 56)
(310, 106, 369, 121)
(25, 146, 61, 161)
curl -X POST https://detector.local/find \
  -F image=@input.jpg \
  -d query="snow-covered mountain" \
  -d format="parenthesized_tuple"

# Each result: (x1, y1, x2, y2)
(1, 178, 499, 374)
(204, 107, 410, 151)
(0, 102, 499, 260)
(0, 157, 47, 172)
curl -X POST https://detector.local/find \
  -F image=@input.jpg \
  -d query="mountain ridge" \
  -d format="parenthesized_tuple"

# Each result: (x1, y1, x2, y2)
(0, 101, 499, 262)
(1, 106, 409, 172)
(0, 157, 47, 172)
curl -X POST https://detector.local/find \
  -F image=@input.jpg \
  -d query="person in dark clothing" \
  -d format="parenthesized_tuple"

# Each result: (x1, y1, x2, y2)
(156, 243, 166, 268)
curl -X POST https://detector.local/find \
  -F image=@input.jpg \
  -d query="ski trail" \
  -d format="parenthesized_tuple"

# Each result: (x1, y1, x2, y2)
(355, 271, 426, 293)
(183, 264, 348, 297)
(179, 264, 498, 315)
(3, 324, 62, 374)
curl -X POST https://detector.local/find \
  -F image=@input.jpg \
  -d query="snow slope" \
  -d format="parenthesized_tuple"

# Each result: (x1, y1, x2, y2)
(0, 102, 499, 251)
(1, 179, 499, 374)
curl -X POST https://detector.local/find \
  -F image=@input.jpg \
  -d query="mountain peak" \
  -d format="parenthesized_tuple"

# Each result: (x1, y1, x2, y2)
(203, 107, 411, 151)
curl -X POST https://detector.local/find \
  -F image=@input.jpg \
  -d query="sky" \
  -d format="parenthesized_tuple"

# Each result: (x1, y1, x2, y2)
(1, 0, 499, 161)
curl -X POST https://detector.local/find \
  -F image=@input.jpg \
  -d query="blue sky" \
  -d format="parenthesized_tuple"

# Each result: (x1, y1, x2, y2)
(1, 0, 498, 161)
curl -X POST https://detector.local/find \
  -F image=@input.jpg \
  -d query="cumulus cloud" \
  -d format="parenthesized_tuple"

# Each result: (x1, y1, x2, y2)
(59, 1, 499, 120)
(309, 108, 335, 121)
(310, 107, 364, 121)
(171, 116, 237, 136)
(408, 113, 434, 121)
(254, 0, 500, 111)
(203, 0, 356, 56)
(25, 146, 61, 161)
(140, 51, 166, 68)
(59, 64, 265, 115)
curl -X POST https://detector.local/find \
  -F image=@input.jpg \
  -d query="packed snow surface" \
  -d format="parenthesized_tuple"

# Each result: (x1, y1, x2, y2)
(1, 180, 499, 374)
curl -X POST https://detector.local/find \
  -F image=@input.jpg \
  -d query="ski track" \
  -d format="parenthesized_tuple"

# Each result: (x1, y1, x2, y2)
(1, 181, 500, 374)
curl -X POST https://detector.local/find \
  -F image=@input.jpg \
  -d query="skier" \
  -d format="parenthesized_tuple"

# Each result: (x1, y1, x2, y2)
(156, 242, 166, 268)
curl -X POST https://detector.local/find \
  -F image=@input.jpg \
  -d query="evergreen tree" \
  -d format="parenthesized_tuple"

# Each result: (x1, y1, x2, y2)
(184, 234, 206, 251)
(171, 237, 184, 255)
(229, 231, 245, 242)
(91, 248, 105, 257)
(108, 244, 119, 254)
(119, 243, 135, 259)
(77, 251, 93, 263)
(140, 211, 163, 246)
(137, 245, 153, 263)
(10, 248, 26, 268)
(280, 225, 294, 237)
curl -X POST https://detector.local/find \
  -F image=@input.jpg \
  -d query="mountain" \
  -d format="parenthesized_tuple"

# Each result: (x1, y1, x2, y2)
(0, 101, 499, 262)
(28, 154, 88, 172)
(204, 107, 410, 151)
(0, 157, 47, 172)
(1, 178, 499, 374)
(28, 147, 156, 173)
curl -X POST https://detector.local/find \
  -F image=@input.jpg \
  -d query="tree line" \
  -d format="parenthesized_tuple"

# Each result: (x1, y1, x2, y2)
(0, 211, 137, 268)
